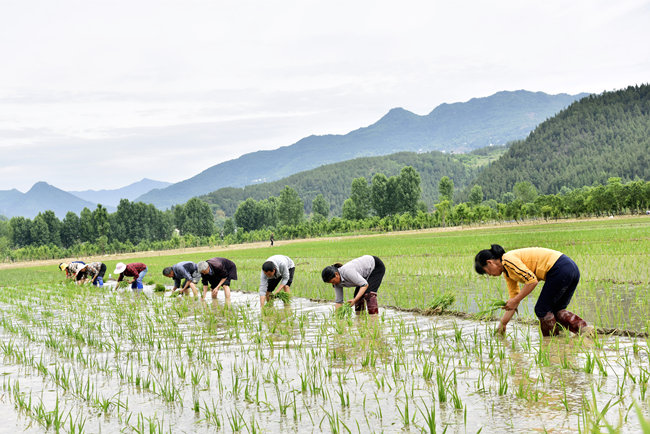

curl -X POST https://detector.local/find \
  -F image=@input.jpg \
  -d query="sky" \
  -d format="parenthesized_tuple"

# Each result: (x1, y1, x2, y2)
(1, 0, 649, 192)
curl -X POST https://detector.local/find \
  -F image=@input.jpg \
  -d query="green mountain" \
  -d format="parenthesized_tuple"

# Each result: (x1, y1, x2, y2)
(139, 90, 586, 209)
(469, 85, 650, 199)
(200, 147, 506, 216)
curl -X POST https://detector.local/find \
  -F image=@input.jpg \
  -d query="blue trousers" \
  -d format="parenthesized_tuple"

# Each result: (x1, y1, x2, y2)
(131, 268, 148, 292)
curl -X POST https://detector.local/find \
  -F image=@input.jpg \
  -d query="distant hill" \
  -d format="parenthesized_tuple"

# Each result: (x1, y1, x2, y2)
(200, 146, 506, 216)
(138, 90, 587, 209)
(69, 178, 171, 207)
(0, 182, 98, 219)
(468, 85, 650, 199)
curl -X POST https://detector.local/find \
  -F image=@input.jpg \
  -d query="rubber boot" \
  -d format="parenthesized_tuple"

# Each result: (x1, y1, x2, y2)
(555, 310, 594, 336)
(539, 312, 559, 337)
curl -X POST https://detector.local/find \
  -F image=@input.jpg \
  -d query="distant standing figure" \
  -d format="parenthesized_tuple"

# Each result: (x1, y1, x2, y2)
(114, 262, 148, 293)
(197, 257, 237, 300)
(259, 254, 294, 308)
(321, 255, 386, 315)
(474, 244, 594, 337)
(270, 233, 274, 247)
(163, 261, 201, 298)
(77, 262, 107, 287)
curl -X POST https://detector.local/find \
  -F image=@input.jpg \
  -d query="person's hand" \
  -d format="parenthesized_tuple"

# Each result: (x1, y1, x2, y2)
(496, 322, 507, 335)
(504, 298, 520, 311)
(346, 299, 357, 307)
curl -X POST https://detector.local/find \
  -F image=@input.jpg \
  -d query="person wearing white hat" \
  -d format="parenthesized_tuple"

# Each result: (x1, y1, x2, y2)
(114, 262, 148, 292)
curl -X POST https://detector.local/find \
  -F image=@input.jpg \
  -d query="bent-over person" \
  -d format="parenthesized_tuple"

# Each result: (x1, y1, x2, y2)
(197, 257, 237, 300)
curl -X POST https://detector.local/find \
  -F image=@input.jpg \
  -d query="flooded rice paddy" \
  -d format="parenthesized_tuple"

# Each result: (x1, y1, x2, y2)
(0, 284, 648, 433)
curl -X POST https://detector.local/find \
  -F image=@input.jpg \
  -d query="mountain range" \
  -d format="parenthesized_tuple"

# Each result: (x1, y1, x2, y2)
(68, 178, 172, 207)
(0, 178, 170, 219)
(0, 182, 98, 219)
(0, 90, 588, 219)
(136, 90, 587, 209)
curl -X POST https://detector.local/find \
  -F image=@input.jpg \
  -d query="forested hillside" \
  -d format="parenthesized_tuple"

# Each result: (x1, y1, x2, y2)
(139, 90, 584, 209)
(470, 85, 650, 199)
(200, 147, 505, 216)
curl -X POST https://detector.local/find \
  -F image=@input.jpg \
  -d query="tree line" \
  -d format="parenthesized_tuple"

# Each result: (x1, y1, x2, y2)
(0, 166, 648, 262)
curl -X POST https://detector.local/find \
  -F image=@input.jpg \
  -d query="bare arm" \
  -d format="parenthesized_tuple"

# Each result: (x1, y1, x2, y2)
(348, 285, 368, 306)
(497, 281, 537, 333)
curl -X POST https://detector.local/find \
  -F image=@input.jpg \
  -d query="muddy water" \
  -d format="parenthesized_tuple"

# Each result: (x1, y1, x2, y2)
(0, 287, 648, 433)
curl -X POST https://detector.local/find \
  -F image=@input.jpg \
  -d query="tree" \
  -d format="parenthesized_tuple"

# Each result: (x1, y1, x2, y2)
(469, 185, 483, 207)
(439, 176, 454, 202)
(235, 198, 263, 231)
(79, 207, 96, 243)
(9, 217, 32, 248)
(277, 186, 304, 226)
(397, 166, 422, 215)
(61, 212, 80, 248)
(36, 211, 61, 246)
(371, 173, 389, 217)
(30, 216, 50, 246)
(435, 200, 451, 228)
(513, 181, 538, 204)
(341, 198, 358, 220)
(92, 205, 110, 240)
(222, 218, 235, 236)
(349, 177, 371, 219)
(312, 194, 330, 218)
(182, 198, 214, 236)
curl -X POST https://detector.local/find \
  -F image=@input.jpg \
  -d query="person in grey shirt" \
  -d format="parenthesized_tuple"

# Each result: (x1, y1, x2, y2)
(259, 255, 295, 308)
(321, 255, 385, 315)
(163, 261, 201, 298)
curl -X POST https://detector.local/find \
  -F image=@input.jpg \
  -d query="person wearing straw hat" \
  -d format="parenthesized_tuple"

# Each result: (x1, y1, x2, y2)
(59, 261, 85, 279)
(474, 244, 595, 337)
(259, 254, 294, 308)
(162, 261, 201, 298)
(197, 257, 237, 300)
(321, 255, 386, 315)
(114, 262, 148, 293)
(76, 262, 107, 287)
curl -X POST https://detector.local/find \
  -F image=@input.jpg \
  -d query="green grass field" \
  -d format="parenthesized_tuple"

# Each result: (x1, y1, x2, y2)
(2, 216, 648, 332)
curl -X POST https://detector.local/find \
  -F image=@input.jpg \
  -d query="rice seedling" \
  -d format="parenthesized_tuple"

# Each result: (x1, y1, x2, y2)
(334, 303, 353, 319)
(0, 217, 647, 432)
(426, 292, 455, 313)
(474, 298, 507, 319)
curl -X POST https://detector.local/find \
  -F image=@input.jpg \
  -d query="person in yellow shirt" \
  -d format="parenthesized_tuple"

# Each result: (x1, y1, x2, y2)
(474, 244, 594, 337)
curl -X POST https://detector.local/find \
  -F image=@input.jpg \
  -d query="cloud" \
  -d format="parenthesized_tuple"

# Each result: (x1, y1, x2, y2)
(0, 0, 648, 191)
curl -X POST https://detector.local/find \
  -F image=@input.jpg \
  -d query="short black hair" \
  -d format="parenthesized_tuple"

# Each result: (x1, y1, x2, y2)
(262, 261, 276, 273)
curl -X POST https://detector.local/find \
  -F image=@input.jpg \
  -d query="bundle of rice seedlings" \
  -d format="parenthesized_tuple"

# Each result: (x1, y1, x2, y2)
(474, 299, 508, 319)
(271, 291, 292, 304)
(116, 280, 129, 289)
(427, 293, 455, 314)
(153, 283, 166, 292)
(334, 303, 353, 319)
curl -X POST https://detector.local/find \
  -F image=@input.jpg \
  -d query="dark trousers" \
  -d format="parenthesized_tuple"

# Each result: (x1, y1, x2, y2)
(353, 256, 385, 314)
(267, 267, 295, 293)
(534, 255, 580, 318)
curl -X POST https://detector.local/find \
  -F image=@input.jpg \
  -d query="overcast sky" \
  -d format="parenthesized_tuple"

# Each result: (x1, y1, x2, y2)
(1, 0, 648, 192)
